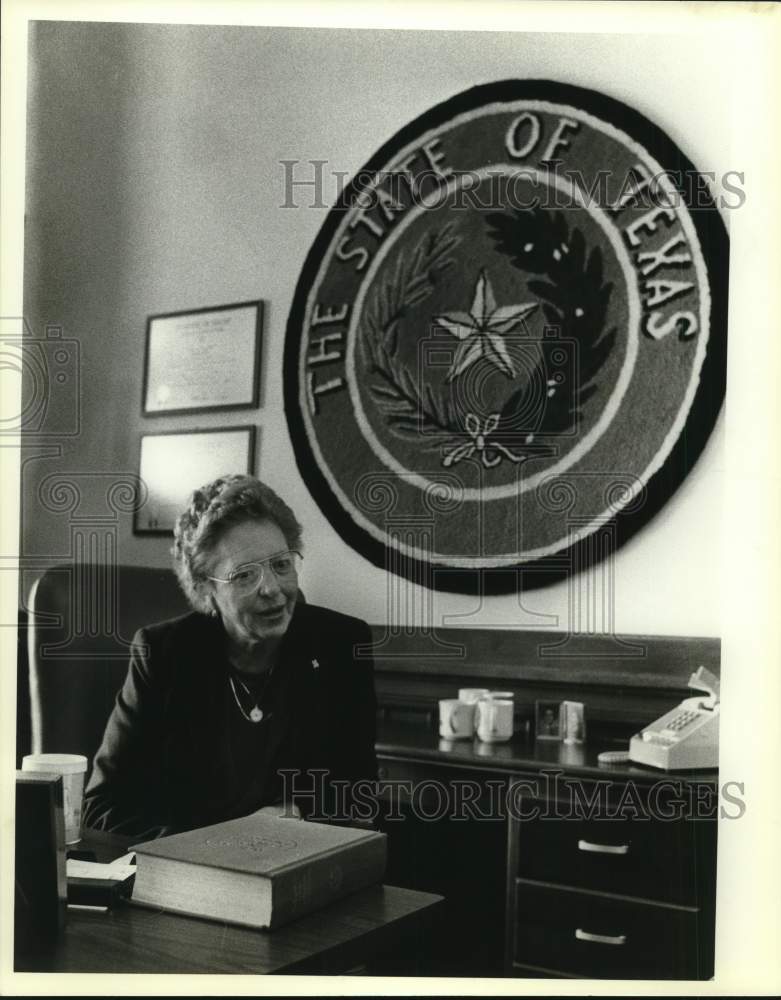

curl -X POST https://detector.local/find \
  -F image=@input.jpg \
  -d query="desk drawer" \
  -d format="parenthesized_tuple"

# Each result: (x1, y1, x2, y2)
(377, 756, 509, 809)
(377, 757, 432, 786)
(513, 810, 703, 905)
(512, 880, 704, 979)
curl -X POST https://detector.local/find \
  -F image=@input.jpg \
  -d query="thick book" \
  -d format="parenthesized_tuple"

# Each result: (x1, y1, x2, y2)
(130, 815, 387, 929)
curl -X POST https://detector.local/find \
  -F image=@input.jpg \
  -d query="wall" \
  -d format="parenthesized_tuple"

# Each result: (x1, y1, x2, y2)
(21, 21, 730, 635)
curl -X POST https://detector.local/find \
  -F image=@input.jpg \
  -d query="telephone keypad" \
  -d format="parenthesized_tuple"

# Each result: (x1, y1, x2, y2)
(660, 710, 701, 739)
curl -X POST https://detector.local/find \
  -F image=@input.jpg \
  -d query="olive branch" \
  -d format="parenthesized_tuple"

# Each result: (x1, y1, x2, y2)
(361, 225, 465, 448)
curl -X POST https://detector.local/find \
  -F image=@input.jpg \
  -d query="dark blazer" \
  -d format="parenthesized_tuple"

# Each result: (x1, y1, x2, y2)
(82, 602, 377, 837)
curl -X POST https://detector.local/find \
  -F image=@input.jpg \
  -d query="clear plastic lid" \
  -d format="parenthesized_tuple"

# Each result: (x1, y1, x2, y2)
(22, 753, 87, 774)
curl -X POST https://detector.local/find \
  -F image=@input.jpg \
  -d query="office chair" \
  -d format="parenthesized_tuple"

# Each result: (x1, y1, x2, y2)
(26, 563, 190, 772)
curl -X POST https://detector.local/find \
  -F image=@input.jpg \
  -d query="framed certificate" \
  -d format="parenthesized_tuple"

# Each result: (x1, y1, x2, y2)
(142, 301, 263, 415)
(134, 426, 256, 534)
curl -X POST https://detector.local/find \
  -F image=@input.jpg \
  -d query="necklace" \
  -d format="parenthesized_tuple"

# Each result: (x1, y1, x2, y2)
(228, 663, 276, 724)
(229, 674, 265, 723)
(225, 636, 280, 724)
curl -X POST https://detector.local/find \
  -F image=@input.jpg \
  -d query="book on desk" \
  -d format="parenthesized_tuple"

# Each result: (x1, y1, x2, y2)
(129, 814, 387, 930)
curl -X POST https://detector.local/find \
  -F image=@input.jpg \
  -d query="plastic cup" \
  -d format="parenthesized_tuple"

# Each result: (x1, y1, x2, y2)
(22, 753, 87, 844)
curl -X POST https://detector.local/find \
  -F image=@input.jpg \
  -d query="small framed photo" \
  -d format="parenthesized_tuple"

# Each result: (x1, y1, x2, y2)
(535, 700, 562, 741)
(143, 300, 263, 415)
(134, 426, 256, 535)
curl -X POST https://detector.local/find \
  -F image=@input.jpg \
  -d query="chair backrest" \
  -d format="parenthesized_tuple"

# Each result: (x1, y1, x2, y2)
(27, 564, 190, 770)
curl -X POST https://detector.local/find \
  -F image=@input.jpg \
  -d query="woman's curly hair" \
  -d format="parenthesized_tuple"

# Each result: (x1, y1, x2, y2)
(172, 474, 303, 614)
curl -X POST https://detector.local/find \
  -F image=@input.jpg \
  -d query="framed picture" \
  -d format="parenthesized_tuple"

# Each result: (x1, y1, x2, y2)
(535, 700, 562, 741)
(142, 300, 263, 415)
(134, 426, 256, 535)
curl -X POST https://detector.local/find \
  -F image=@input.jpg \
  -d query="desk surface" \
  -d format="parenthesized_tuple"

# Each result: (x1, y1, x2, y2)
(19, 883, 443, 975)
(376, 719, 719, 785)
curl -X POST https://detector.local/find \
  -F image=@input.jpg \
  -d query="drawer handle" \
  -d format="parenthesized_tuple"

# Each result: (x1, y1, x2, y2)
(577, 839, 629, 855)
(575, 928, 627, 947)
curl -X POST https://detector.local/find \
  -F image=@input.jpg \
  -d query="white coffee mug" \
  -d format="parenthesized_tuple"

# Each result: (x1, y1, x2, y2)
(476, 699, 514, 743)
(457, 688, 491, 705)
(439, 699, 475, 740)
(22, 753, 88, 844)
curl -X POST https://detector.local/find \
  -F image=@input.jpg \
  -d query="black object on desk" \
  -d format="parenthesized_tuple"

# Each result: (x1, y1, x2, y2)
(67, 875, 135, 908)
(14, 772, 67, 962)
(65, 847, 136, 907)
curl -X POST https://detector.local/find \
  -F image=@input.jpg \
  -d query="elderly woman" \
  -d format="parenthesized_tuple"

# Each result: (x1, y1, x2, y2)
(82, 475, 377, 838)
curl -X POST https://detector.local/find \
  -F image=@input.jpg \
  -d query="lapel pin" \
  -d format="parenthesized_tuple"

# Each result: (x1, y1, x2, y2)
(311, 658, 320, 670)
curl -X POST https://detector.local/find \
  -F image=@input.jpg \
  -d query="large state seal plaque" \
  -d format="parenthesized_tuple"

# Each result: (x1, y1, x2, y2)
(284, 81, 728, 594)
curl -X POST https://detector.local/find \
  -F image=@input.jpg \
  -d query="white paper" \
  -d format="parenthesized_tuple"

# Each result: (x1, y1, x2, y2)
(66, 853, 136, 882)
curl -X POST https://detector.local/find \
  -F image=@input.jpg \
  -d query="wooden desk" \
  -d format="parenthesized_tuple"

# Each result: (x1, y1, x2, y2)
(376, 720, 718, 979)
(14, 827, 443, 975)
(18, 883, 442, 975)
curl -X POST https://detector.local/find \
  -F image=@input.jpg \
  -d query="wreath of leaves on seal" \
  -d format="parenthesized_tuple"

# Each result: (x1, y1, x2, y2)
(485, 207, 617, 444)
(361, 224, 465, 451)
(361, 210, 616, 461)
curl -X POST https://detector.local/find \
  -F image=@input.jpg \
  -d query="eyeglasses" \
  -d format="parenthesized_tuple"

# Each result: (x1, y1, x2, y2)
(208, 550, 302, 595)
